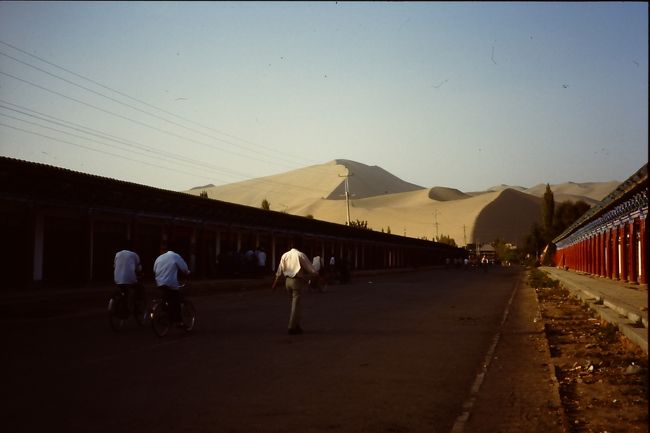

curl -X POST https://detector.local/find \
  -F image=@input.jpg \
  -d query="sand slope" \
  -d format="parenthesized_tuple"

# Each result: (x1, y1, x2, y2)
(187, 160, 619, 246)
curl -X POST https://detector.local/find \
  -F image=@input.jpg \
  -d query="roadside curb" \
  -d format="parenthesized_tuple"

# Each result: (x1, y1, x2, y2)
(541, 268, 648, 354)
(529, 280, 570, 432)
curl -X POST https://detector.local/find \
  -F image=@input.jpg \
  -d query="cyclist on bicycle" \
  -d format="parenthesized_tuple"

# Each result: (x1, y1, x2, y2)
(153, 242, 190, 326)
(114, 240, 143, 310)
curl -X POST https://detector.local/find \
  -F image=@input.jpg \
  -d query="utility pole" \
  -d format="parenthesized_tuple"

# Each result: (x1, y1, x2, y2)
(463, 225, 467, 247)
(339, 172, 354, 225)
(433, 209, 439, 240)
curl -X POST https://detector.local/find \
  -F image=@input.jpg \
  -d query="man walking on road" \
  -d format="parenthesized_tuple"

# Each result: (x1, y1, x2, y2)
(272, 238, 318, 335)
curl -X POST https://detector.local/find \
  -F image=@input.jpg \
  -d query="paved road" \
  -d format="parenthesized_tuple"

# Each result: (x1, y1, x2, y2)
(3, 266, 524, 433)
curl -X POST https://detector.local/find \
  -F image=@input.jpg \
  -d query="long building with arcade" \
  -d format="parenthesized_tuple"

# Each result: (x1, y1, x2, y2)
(0, 156, 465, 288)
(553, 164, 647, 286)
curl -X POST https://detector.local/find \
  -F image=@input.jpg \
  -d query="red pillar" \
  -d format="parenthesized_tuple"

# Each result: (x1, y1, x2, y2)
(639, 219, 647, 285)
(619, 225, 628, 282)
(597, 232, 603, 277)
(603, 229, 612, 278)
(587, 236, 596, 274)
(610, 227, 617, 280)
(585, 237, 591, 274)
(612, 227, 620, 280)
(628, 221, 637, 284)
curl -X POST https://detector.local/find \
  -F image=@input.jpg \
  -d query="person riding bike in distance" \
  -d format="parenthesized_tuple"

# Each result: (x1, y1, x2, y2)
(153, 242, 190, 327)
(114, 240, 143, 311)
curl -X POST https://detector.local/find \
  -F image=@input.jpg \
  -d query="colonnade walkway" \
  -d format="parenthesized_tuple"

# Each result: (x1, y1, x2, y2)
(541, 266, 648, 353)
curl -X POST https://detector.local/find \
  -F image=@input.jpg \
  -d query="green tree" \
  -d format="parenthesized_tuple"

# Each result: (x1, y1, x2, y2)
(261, 198, 271, 210)
(349, 219, 371, 230)
(553, 200, 591, 235)
(436, 234, 457, 247)
(542, 184, 555, 240)
(492, 238, 519, 264)
(199, 190, 208, 198)
(524, 222, 546, 264)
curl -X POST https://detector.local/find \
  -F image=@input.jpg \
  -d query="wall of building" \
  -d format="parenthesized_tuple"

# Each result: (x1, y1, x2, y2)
(0, 157, 465, 288)
(553, 165, 647, 286)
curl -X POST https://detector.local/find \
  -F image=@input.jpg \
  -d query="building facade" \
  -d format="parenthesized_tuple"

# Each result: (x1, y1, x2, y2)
(553, 164, 647, 286)
(0, 157, 465, 288)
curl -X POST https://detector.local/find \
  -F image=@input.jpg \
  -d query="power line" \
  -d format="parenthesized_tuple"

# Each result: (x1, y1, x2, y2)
(0, 121, 217, 182)
(0, 69, 283, 165)
(0, 40, 365, 197)
(0, 40, 321, 169)
(0, 67, 339, 183)
(0, 102, 333, 196)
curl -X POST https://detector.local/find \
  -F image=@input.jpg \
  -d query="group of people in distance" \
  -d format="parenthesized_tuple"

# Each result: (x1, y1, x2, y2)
(114, 237, 347, 335)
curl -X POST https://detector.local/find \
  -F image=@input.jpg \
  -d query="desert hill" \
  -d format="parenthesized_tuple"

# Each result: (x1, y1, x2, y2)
(187, 160, 620, 246)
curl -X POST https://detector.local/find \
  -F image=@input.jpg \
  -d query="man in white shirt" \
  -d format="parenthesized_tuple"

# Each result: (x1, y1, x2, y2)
(153, 245, 190, 325)
(272, 239, 318, 335)
(114, 242, 143, 309)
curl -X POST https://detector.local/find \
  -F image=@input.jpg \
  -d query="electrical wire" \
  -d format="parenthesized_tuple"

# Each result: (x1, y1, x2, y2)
(0, 40, 321, 168)
(0, 102, 334, 196)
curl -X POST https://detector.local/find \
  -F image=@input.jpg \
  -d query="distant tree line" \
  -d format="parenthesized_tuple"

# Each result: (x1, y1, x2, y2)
(523, 184, 590, 265)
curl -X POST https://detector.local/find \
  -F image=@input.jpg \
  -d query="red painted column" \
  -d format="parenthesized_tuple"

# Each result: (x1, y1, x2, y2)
(604, 231, 609, 277)
(585, 237, 591, 273)
(604, 229, 611, 279)
(612, 226, 620, 280)
(619, 224, 628, 282)
(639, 219, 647, 285)
(628, 221, 637, 283)
(578, 241, 582, 272)
(597, 232, 603, 277)
(585, 237, 591, 274)
(600, 231, 606, 277)
(588, 236, 593, 274)
(578, 241, 583, 272)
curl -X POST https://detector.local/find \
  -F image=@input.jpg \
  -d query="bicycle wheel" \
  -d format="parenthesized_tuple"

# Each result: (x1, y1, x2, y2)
(108, 294, 128, 332)
(151, 302, 170, 337)
(181, 300, 197, 332)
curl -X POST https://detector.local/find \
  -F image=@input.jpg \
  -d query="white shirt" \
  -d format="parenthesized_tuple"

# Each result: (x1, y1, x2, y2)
(312, 256, 322, 272)
(153, 251, 190, 289)
(276, 248, 317, 278)
(114, 250, 141, 285)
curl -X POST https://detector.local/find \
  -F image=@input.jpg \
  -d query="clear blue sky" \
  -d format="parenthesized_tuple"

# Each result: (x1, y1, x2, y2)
(0, 2, 647, 192)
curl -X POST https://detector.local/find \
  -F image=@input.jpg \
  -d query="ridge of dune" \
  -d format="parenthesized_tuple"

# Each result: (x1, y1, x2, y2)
(187, 160, 425, 210)
(428, 186, 470, 201)
(185, 160, 616, 246)
(525, 181, 619, 201)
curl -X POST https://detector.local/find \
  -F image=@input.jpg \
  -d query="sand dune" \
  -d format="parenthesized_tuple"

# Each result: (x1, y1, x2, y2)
(187, 160, 619, 246)
(525, 181, 619, 201)
(428, 187, 470, 201)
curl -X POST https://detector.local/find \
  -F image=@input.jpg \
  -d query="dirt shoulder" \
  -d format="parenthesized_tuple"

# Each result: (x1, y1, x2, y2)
(463, 268, 648, 433)
(462, 272, 567, 433)
(536, 274, 648, 433)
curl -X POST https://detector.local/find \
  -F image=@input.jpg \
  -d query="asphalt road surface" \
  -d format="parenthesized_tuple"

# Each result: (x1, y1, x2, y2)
(3, 266, 523, 433)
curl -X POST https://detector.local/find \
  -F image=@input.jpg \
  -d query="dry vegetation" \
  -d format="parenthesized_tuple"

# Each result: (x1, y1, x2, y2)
(532, 270, 648, 433)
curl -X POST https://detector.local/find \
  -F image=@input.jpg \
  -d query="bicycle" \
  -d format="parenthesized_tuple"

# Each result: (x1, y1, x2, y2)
(107, 284, 148, 331)
(150, 284, 196, 337)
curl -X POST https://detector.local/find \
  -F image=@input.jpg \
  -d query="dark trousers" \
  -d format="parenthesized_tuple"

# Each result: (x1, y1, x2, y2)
(117, 283, 143, 312)
(161, 286, 182, 322)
